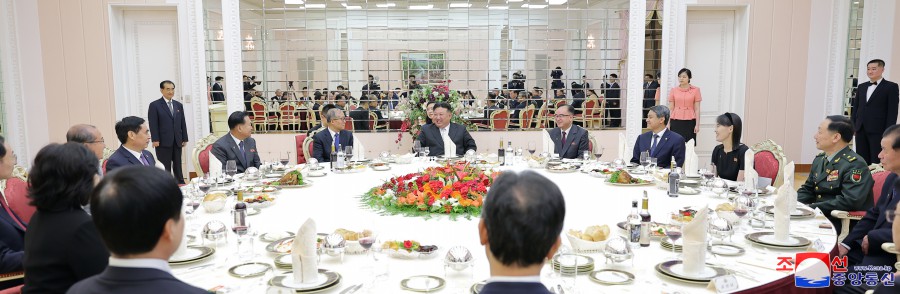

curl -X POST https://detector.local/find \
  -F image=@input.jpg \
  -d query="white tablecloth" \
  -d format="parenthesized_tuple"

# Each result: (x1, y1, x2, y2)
(175, 161, 836, 293)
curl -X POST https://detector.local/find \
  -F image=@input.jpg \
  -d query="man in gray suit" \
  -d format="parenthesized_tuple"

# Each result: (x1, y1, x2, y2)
(211, 111, 261, 173)
(548, 104, 590, 159)
(417, 102, 477, 157)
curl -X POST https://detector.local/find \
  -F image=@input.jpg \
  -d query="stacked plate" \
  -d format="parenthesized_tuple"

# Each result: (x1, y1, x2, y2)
(760, 205, 815, 219)
(228, 262, 272, 278)
(745, 231, 811, 249)
(660, 238, 683, 252)
(588, 269, 635, 285)
(269, 268, 341, 293)
(169, 246, 215, 265)
(551, 254, 594, 274)
(400, 275, 446, 292)
(655, 260, 728, 284)
(274, 254, 292, 270)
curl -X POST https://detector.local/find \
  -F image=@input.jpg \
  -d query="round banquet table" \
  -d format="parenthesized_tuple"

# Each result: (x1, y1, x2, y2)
(175, 160, 837, 293)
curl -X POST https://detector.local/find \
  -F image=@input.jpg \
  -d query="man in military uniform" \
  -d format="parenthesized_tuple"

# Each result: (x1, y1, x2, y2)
(798, 115, 875, 234)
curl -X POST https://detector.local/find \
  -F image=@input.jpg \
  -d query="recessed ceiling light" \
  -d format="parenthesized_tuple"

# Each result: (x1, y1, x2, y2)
(523, 4, 547, 8)
(305, 3, 326, 8)
(549, 0, 567, 4)
(409, 4, 433, 9)
(488, 5, 508, 10)
(449, 3, 472, 8)
(340, 3, 361, 9)
(508, 0, 524, 2)
(376, 3, 396, 7)
(285, 0, 305, 4)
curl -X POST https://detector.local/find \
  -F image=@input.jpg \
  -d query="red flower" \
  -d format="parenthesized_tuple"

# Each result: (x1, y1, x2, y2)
(403, 240, 413, 249)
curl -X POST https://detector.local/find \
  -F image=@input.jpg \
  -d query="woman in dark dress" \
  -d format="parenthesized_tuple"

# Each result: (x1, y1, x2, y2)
(710, 113, 749, 181)
(23, 143, 109, 293)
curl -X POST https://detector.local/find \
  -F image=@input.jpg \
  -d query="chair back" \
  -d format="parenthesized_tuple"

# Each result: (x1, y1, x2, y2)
(294, 134, 308, 164)
(304, 109, 317, 130)
(344, 118, 355, 131)
(535, 106, 549, 128)
(588, 135, 596, 157)
(368, 112, 379, 130)
(280, 103, 297, 119)
(302, 135, 316, 163)
(752, 139, 786, 187)
(870, 164, 890, 203)
(489, 110, 510, 130)
(2, 166, 32, 224)
(192, 134, 219, 177)
(554, 99, 566, 108)
(518, 105, 536, 129)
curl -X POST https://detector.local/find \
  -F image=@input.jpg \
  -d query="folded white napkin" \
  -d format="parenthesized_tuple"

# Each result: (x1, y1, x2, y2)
(542, 129, 554, 154)
(292, 218, 319, 284)
(774, 178, 795, 242)
(783, 161, 796, 212)
(682, 205, 708, 275)
(352, 134, 365, 160)
(209, 158, 222, 178)
(685, 139, 699, 176)
(618, 133, 627, 160)
(172, 229, 189, 258)
(743, 148, 758, 191)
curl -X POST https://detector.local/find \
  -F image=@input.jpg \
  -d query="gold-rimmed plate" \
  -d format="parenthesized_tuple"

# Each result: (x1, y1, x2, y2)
(745, 231, 811, 248)
(169, 246, 215, 264)
(275, 181, 313, 189)
(708, 242, 745, 256)
(266, 237, 294, 254)
(268, 269, 341, 293)
(606, 181, 653, 186)
(274, 254, 292, 269)
(589, 269, 635, 285)
(470, 280, 487, 294)
(228, 262, 272, 278)
(400, 275, 446, 292)
(261, 231, 295, 242)
(655, 260, 728, 283)
(760, 205, 815, 219)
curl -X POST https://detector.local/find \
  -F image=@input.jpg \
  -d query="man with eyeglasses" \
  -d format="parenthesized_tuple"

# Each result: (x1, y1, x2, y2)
(548, 105, 589, 159)
(836, 124, 900, 294)
(312, 108, 354, 163)
(631, 105, 685, 169)
(66, 124, 106, 175)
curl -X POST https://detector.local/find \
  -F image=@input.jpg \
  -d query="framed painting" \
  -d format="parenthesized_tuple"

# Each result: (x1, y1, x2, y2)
(400, 51, 447, 84)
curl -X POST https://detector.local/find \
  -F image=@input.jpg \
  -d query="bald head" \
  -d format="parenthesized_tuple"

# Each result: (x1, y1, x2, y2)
(67, 124, 105, 159)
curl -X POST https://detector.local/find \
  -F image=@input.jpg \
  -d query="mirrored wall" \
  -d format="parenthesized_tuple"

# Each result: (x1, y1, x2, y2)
(204, 0, 663, 132)
(842, 0, 864, 116)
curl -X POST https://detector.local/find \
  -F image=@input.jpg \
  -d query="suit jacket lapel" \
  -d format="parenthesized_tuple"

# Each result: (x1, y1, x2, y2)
(433, 125, 444, 149)
(160, 98, 174, 119)
(229, 137, 247, 167)
(120, 147, 141, 165)
(652, 131, 667, 155)
(560, 127, 574, 155)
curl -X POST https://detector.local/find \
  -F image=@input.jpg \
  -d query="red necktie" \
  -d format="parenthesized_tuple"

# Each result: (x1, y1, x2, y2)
(561, 131, 567, 146)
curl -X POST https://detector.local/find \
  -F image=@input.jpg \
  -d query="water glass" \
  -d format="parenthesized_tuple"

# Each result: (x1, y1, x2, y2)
(344, 146, 354, 161)
(649, 157, 658, 172)
(582, 150, 591, 161)
(236, 235, 255, 261)
(225, 160, 237, 177)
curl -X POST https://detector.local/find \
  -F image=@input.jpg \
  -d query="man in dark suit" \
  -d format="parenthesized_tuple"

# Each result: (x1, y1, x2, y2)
(307, 104, 336, 136)
(418, 102, 477, 157)
(106, 116, 157, 173)
(66, 124, 106, 175)
(312, 108, 354, 163)
(548, 105, 590, 159)
(631, 105, 685, 168)
(605, 73, 622, 127)
(836, 126, 900, 294)
(642, 74, 660, 128)
(148, 80, 189, 184)
(478, 171, 563, 294)
(211, 76, 224, 102)
(68, 166, 206, 294)
(0, 136, 26, 289)
(349, 95, 373, 131)
(853, 59, 900, 164)
(211, 111, 261, 173)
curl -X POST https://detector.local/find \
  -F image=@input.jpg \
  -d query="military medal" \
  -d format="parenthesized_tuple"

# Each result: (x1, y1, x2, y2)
(827, 170, 839, 181)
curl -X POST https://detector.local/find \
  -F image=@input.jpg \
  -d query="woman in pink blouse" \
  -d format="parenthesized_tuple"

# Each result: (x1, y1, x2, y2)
(668, 68, 702, 145)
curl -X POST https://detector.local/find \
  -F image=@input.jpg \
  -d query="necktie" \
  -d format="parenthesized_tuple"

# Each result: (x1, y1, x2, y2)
(239, 141, 246, 163)
(561, 131, 567, 147)
(139, 154, 150, 166)
(334, 133, 341, 151)
(650, 134, 660, 156)
(167, 100, 174, 116)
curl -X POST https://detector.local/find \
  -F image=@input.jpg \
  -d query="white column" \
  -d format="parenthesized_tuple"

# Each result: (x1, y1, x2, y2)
(859, 0, 897, 80)
(625, 0, 646, 144)
(659, 0, 685, 106)
(222, 0, 244, 114)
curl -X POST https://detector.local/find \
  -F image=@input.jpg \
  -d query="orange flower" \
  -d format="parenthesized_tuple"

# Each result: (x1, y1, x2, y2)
(397, 197, 407, 204)
(450, 191, 462, 199)
(472, 200, 482, 207)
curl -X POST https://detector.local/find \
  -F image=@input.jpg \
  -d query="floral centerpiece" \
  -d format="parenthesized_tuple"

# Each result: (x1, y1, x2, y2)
(361, 163, 498, 220)
(395, 83, 473, 144)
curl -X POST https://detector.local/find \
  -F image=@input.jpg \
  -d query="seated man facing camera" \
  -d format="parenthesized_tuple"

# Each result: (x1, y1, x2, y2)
(478, 171, 565, 294)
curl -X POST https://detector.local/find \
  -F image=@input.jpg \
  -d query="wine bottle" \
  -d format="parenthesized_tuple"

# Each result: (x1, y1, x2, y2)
(505, 141, 514, 166)
(668, 158, 680, 197)
(233, 201, 248, 235)
(627, 200, 641, 246)
(330, 144, 337, 169)
(639, 192, 651, 247)
(498, 138, 506, 165)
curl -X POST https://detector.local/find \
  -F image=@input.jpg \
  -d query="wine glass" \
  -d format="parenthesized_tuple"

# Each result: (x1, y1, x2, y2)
(280, 152, 290, 166)
(639, 151, 650, 171)
(344, 146, 354, 162)
(665, 215, 684, 259)
(733, 195, 752, 232)
(198, 175, 212, 195)
(225, 160, 237, 178)
(527, 142, 536, 155)
(421, 148, 430, 160)
(582, 150, 590, 161)
(594, 146, 604, 163)
(701, 163, 716, 189)
(379, 151, 391, 162)
(413, 140, 422, 156)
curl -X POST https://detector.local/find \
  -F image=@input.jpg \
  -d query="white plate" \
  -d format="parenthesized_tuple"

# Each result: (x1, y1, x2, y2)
(400, 275, 446, 292)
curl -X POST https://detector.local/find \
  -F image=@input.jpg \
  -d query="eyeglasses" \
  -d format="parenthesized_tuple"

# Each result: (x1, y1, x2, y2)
(87, 140, 105, 144)
(554, 114, 572, 118)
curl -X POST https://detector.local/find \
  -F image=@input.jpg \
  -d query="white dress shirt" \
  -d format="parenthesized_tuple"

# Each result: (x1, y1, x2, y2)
(440, 125, 455, 156)
(865, 78, 884, 103)
(485, 275, 543, 284)
(123, 146, 146, 165)
(108, 257, 172, 274)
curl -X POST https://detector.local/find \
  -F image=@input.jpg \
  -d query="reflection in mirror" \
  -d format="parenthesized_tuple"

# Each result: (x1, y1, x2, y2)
(0, 44, 4, 135)
(203, 0, 663, 133)
(843, 0, 864, 117)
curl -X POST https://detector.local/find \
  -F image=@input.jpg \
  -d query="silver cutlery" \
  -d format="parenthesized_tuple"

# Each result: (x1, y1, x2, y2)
(341, 283, 363, 294)
(176, 263, 215, 275)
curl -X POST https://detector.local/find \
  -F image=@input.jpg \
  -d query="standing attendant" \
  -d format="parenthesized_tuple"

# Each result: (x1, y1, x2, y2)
(605, 74, 621, 127)
(710, 113, 749, 181)
(211, 76, 224, 102)
(852, 59, 900, 164)
(642, 74, 659, 128)
(668, 68, 702, 145)
(148, 80, 188, 184)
